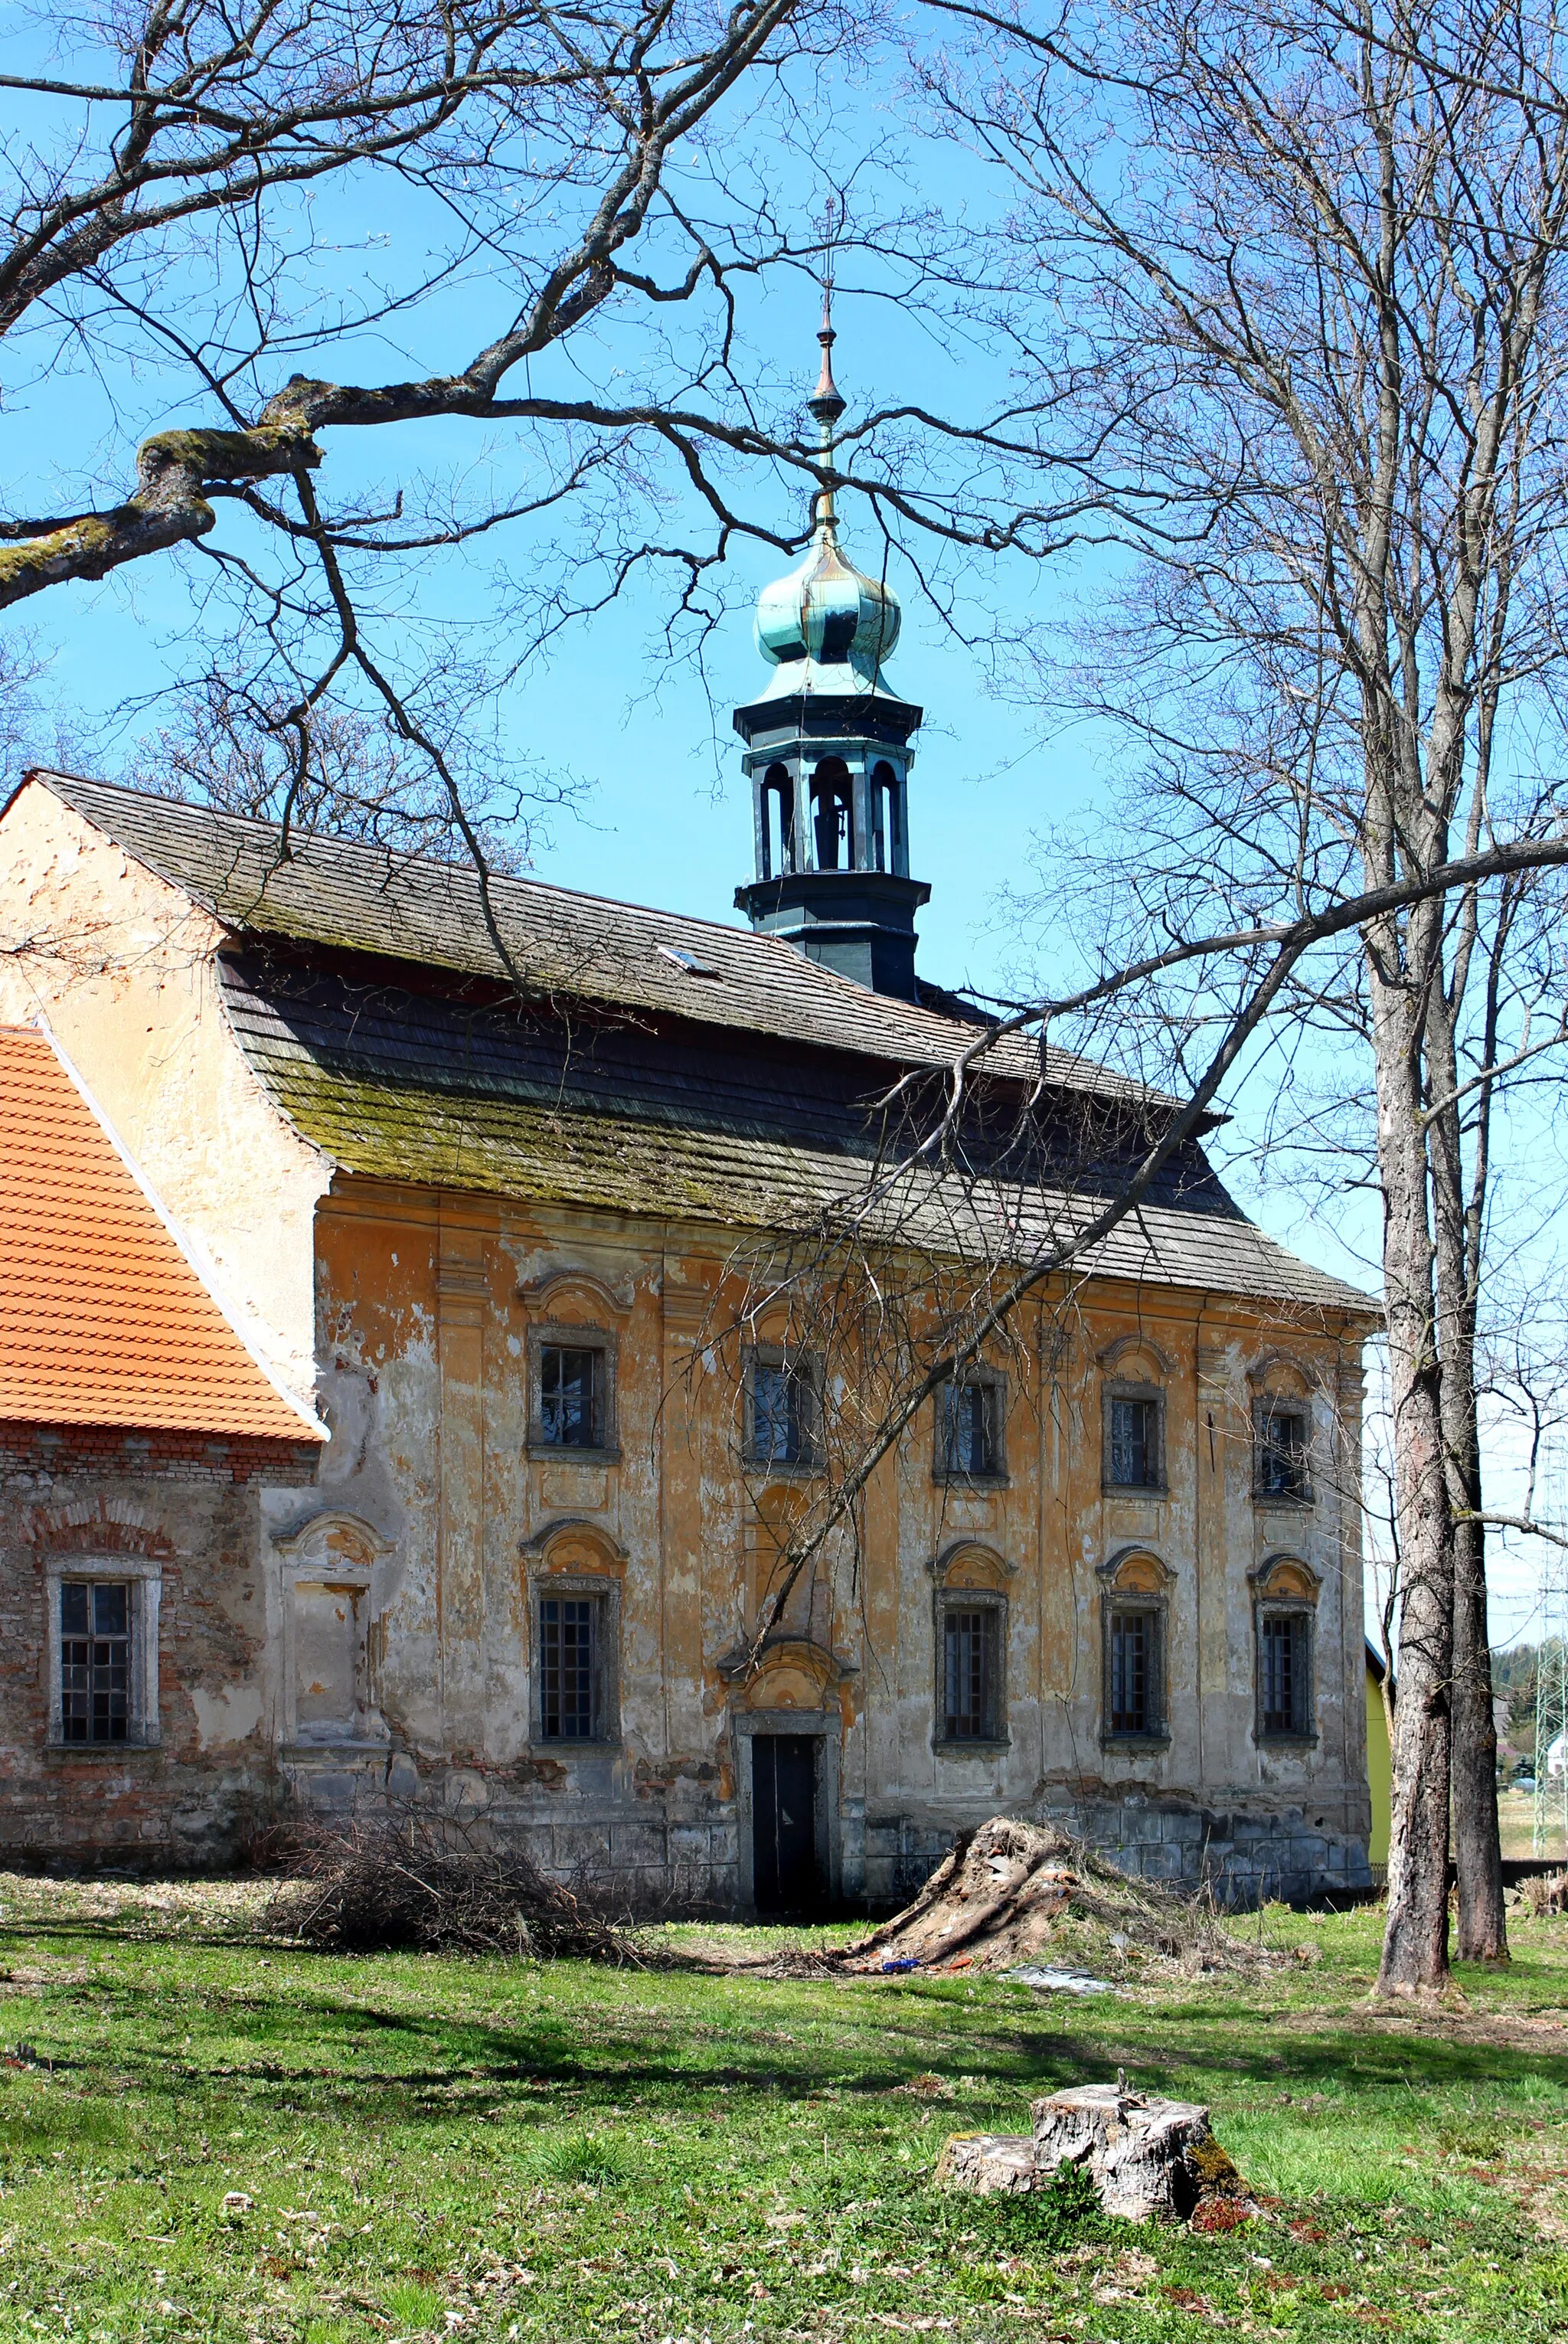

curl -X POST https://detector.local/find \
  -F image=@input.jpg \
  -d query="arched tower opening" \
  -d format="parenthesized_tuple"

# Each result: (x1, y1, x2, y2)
(811, 758, 854, 871)
(760, 762, 795, 881)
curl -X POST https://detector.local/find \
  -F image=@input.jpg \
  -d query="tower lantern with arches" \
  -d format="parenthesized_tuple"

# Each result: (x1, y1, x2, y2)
(733, 289, 929, 999)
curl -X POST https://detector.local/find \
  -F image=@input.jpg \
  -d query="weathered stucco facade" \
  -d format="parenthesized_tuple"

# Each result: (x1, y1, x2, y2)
(0, 773, 1377, 1903)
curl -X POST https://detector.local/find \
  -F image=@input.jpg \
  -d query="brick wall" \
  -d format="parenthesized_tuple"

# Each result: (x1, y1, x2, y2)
(0, 1443, 309, 1866)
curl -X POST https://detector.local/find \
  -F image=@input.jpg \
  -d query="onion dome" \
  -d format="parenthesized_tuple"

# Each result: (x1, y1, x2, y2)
(753, 528, 901, 678)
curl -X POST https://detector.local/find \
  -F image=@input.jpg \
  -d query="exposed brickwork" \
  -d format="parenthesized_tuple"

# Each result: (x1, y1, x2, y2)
(0, 1422, 316, 1485)
(0, 1460, 303, 1866)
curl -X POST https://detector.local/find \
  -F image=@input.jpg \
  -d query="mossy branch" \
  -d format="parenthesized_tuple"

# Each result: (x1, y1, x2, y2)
(0, 423, 321, 609)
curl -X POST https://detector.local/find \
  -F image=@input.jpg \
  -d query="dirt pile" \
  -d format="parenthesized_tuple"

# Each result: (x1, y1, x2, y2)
(841, 1816, 1286, 1978)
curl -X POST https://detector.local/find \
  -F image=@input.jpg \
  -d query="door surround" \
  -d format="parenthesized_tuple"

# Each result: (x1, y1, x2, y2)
(730, 1706, 841, 1914)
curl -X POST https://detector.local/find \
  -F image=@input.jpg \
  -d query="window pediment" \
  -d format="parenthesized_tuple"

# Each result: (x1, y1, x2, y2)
(1250, 1552, 1321, 1604)
(518, 1267, 634, 1319)
(1098, 1545, 1174, 1596)
(928, 1538, 1016, 1591)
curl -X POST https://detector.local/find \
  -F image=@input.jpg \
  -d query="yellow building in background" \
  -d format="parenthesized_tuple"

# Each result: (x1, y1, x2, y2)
(1365, 1643, 1392, 1868)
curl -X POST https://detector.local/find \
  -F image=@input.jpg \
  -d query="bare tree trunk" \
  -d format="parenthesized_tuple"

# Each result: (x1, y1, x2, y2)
(1451, 1485, 1505, 1957)
(1368, 945, 1455, 1993)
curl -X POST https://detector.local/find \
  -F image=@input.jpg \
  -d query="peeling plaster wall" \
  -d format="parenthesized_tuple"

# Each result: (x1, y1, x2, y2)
(0, 780, 332, 1409)
(305, 1179, 1373, 1909)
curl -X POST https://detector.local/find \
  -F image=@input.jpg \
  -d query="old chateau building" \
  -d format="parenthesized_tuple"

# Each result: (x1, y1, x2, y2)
(0, 341, 1377, 1904)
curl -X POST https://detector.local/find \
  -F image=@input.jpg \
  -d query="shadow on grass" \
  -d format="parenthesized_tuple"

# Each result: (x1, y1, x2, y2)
(5, 1957, 1567, 2145)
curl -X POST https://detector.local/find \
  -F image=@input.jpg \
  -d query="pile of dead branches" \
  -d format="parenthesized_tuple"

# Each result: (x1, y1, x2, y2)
(260, 1812, 645, 1963)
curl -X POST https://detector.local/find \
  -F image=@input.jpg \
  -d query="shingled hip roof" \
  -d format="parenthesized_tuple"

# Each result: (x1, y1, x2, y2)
(28, 771, 1158, 1103)
(0, 1026, 322, 1443)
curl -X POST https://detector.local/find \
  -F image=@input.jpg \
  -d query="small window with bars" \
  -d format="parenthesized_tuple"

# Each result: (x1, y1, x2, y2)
(1107, 1393, 1162, 1489)
(60, 1581, 132, 1744)
(539, 1344, 603, 1449)
(938, 1379, 1001, 1479)
(1258, 1610, 1312, 1738)
(537, 1593, 601, 1741)
(1255, 1404, 1311, 1501)
(748, 1353, 818, 1468)
(1106, 1605, 1161, 1737)
(941, 1602, 1003, 1743)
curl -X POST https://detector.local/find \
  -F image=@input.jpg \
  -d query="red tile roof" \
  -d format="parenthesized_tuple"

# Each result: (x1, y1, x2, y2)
(0, 1027, 320, 1443)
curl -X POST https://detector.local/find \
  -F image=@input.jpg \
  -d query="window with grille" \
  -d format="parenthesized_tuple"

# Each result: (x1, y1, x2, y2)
(939, 1380, 1000, 1479)
(539, 1345, 602, 1448)
(60, 1581, 131, 1744)
(749, 1355, 816, 1466)
(1259, 1610, 1311, 1737)
(538, 1594, 599, 1740)
(942, 1604, 1001, 1741)
(1256, 1405, 1311, 1501)
(1108, 1394, 1161, 1488)
(1108, 1607, 1159, 1735)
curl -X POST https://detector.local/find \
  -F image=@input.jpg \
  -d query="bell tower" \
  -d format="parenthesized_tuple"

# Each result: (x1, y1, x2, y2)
(733, 293, 929, 999)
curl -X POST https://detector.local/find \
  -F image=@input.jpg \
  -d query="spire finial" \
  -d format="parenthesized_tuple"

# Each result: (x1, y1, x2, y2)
(807, 197, 845, 535)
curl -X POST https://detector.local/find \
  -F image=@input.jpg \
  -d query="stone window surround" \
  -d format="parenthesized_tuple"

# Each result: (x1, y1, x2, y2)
(1250, 1554, 1321, 1750)
(740, 1342, 825, 1476)
(526, 1568, 622, 1752)
(1097, 1549, 1174, 1751)
(526, 1320, 621, 1463)
(932, 1365, 1010, 1487)
(44, 1552, 161, 1751)
(1101, 1380, 1168, 1496)
(932, 1583, 1010, 1754)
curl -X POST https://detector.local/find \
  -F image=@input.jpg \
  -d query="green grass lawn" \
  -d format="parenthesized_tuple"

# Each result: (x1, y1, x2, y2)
(2, 1879, 1568, 2342)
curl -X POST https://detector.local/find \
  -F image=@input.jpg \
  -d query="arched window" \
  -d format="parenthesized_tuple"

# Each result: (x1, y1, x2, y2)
(761, 763, 794, 879)
(811, 757, 854, 870)
(1097, 1548, 1174, 1745)
(1250, 1556, 1321, 1744)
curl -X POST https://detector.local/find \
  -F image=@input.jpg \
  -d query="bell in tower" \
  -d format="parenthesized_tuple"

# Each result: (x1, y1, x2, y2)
(733, 293, 929, 999)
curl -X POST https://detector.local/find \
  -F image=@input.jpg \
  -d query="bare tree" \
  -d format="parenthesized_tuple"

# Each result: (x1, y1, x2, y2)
(0, 0, 891, 847)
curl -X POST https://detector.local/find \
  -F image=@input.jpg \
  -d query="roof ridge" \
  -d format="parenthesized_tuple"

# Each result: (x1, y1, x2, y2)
(27, 768, 1184, 1108)
(32, 769, 860, 971)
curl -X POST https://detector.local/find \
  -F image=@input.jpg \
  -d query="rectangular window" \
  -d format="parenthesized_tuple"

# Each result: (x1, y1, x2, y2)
(60, 1581, 130, 1744)
(1256, 1406, 1310, 1500)
(942, 1605, 1000, 1741)
(1259, 1611, 1309, 1736)
(538, 1594, 598, 1739)
(540, 1345, 600, 1449)
(940, 1381, 998, 1478)
(1109, 1395, 1161, 1488)
(750, 1356, 815, 1466)
(1109, 1607, 1156, 1734)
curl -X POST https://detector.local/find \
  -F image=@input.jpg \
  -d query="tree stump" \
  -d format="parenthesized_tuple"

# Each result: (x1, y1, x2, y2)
(1031, 2082, 1213, 2221)
(933, 2133, 1038, 2193)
